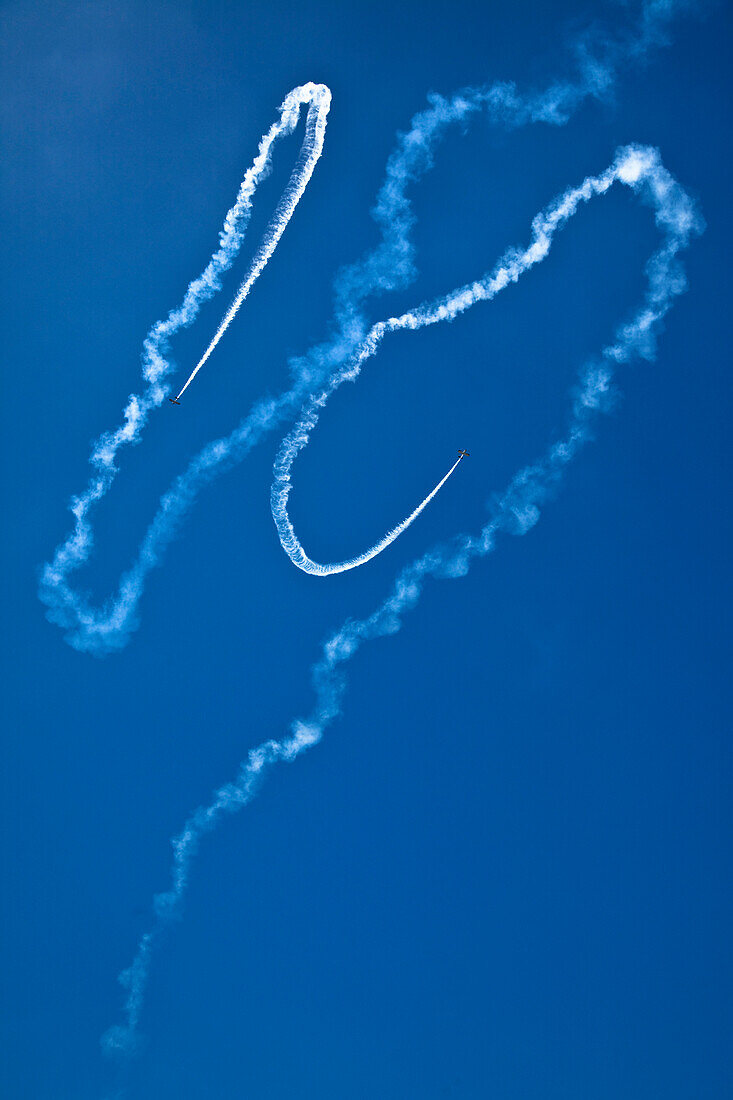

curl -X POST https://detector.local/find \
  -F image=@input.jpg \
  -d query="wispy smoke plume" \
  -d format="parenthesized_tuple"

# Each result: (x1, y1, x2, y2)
(102, 143, 703, 1056)
(92, 0, 705, 1063)
(40, 0, 697, 655)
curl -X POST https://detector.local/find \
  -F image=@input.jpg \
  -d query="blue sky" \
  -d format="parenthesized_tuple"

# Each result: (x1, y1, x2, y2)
(1, 1, 731, 1097)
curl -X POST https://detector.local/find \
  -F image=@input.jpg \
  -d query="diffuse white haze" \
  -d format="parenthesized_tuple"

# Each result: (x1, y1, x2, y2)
(34, 0, 702, 1065)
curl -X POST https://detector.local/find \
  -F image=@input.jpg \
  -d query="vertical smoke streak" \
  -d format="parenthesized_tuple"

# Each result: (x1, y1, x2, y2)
(174, 89, 330, 401)
(101, 145, 703, 1056)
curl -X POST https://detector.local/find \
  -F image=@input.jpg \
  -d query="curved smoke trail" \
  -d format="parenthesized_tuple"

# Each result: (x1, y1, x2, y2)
(268, 143, 663, 573)
(39, 0, 693, 655)
(273, 456, 465, 576)
(102, 143, 703, 1057)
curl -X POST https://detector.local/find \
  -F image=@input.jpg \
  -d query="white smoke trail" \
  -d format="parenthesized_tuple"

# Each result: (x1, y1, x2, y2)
(274, 455, 465, 576)
(39, 0, 696, 655)
(270, 153, 635, 573)
(174, 88, 330, 401)
(101, 144, 703, 1057)
(38, 82, 331, 651)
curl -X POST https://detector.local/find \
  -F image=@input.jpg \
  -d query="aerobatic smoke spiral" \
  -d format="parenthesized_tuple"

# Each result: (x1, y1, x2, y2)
(34, 0, 704, 1068)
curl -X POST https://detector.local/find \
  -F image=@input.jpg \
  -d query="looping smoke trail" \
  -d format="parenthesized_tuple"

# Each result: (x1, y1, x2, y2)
(39, 0, 694, 656)
(38, 82, 331, 652)
(269, 150, 639, 573)
(101, 143, 703, 1057)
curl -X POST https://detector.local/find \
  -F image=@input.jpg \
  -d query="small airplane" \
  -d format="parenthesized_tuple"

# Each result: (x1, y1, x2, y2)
(169, 397, 181, 406)
(458, 449, 470, 458)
